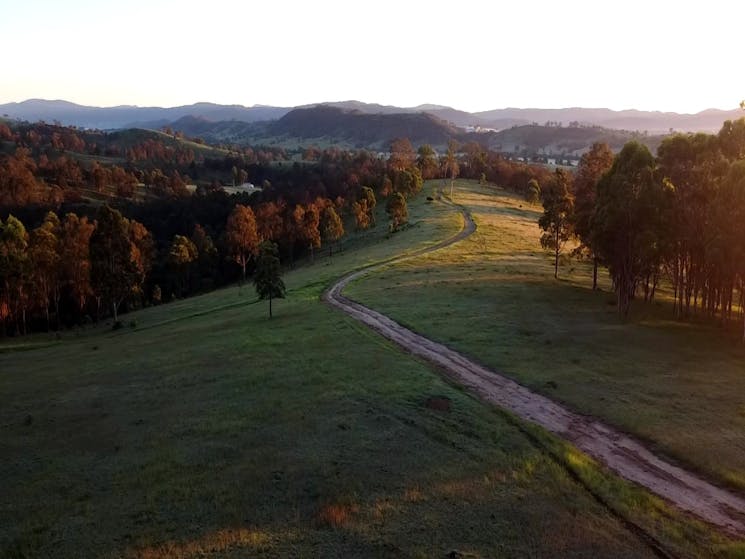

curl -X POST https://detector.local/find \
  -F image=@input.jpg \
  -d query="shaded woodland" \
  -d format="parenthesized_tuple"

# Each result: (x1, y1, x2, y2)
(538, 117, 745, 339)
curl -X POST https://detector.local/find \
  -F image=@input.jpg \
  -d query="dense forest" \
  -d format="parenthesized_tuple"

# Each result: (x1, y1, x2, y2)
(538, 117, 745, 340)
(0, 120, 551, 336)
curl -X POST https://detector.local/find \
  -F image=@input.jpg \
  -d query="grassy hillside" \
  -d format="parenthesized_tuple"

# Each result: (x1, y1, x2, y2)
(105, 128, 232, 159)
(347, 180, 745, 492)
(0, 186, 738, 558)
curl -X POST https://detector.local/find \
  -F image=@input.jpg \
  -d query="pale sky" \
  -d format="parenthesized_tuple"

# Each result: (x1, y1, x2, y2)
(1, 0, 743, 113)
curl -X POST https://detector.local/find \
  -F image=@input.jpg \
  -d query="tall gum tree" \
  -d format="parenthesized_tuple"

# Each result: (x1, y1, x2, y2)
(572, 142, 614, 289)
(225, 204, 259, 283)
(539, 168, 574, 279)
(90, 205, 147, 322)
(0, 215, 29, 334)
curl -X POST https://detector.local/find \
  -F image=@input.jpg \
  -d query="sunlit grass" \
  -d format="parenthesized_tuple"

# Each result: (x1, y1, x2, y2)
(348, 179, 745, 493)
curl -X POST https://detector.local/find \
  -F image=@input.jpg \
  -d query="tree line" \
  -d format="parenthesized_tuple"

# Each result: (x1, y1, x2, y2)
(2, 121, 563, 336)
(538, 117, 745, 340)
(1, 196, 351, 335)
(0, 139, 422, 335)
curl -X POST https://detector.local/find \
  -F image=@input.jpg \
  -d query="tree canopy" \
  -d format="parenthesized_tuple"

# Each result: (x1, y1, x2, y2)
(592, 142, 670, 318)
(225, 204, 259, 282)
(386, 192, 408, 232)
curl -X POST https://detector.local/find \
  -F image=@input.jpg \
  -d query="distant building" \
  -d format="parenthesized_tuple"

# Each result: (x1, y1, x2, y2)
(222, 182, 262, 196)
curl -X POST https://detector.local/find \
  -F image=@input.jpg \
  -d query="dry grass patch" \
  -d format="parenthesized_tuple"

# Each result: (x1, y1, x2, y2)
(132, 527, 273, 558)
(315, 502, 359, 529)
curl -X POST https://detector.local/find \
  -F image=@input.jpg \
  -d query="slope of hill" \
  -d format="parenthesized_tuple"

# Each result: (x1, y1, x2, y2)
(0, 189, 724, 558)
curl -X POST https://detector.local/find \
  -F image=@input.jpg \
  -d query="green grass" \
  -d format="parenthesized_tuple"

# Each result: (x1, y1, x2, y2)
(347, 180, 745, 493)
(0, 183, 739, 558)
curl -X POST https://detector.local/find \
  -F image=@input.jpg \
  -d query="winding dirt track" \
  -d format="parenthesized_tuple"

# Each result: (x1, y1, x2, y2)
(322, 204, 745, 537)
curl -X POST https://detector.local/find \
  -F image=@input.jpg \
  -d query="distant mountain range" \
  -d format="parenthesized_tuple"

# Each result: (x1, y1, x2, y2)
(2, 99, 742, 156)
(2, 99, 742, 135)
(0, 99, 289, 130)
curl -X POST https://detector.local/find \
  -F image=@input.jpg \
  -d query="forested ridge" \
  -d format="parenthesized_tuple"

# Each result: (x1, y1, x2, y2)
(0, 119, 557, 335)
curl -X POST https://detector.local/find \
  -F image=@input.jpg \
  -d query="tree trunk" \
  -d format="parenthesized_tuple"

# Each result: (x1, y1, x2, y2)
(592, 256, 598, 290)
(54, 292, 61, 331)
(618, 283, 631, 320)
(554, 229, 559, 279)
(112, 301, 118, 323)
(269, 294, 273, 319)
(742, 288, 745, 344)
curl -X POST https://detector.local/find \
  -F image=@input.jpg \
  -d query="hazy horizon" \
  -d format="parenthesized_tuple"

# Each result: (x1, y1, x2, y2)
(1, 97, 741, 116)
(2, 0, 743, 114)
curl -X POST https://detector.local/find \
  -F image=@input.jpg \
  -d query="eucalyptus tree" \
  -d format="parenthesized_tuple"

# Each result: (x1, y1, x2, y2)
(539, 168, 574, 280)
(592, 142, 670, 318)
(572, 142, 613, 289)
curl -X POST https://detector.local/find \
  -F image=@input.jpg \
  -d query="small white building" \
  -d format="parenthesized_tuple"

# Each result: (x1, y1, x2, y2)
(223, 182, 262, 196)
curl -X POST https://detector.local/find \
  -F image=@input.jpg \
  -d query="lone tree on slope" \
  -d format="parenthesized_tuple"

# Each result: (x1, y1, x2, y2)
(254, 240, 285, 318)
(539, 168, 574, 279)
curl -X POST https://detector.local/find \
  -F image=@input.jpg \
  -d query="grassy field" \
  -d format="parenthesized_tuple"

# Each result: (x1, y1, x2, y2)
(347, 180, 745, 493)
(0, 183, 740, 558)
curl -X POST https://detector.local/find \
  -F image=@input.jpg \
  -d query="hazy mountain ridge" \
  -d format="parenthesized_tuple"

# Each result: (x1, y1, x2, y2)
(2, 98, 741, 134)
(161, 105, 661, 155)
(0, 99, 292, 129)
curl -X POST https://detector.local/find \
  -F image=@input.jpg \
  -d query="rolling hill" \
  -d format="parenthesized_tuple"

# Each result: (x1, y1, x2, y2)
(164, 106, 662, 155)
(267, 106, 461, 147)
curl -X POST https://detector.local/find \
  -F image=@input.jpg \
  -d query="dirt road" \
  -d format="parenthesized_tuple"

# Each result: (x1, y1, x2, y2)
(323, 204, 745, 537)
